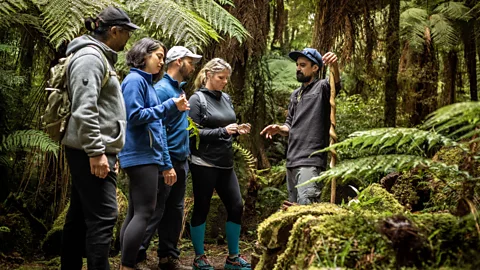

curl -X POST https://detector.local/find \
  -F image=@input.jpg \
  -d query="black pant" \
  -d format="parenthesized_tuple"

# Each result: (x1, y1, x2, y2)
(120, 164, 159, 268)
(190, 164, 243, 227)
(61, 147, 118, 270)
(140, 160, 188, 259)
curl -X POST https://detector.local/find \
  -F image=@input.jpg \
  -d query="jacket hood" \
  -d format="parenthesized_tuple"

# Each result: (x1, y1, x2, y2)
(66, 35, 118, 64)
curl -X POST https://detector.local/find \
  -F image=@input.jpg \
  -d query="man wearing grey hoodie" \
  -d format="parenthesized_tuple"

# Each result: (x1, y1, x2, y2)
(60, 7, 138, 270)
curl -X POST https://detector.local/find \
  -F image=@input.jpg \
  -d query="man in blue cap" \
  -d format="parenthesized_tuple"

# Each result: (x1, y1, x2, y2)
(261, 48, 340, 205)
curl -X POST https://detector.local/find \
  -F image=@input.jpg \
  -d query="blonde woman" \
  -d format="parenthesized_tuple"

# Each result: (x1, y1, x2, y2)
(188, 58, 251, 270)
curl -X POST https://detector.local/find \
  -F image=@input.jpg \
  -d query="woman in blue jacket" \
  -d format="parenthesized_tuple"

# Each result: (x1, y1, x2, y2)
(118, 38, 189, 270)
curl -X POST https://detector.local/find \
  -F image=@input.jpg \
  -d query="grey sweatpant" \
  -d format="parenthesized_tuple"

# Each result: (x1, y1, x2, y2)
(286, 166, 324, 205)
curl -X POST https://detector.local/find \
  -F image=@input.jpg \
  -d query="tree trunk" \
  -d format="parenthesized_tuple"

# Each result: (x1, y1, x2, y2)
(461, 18, 477, 101)
(312, 0, 335, 53)
(411, 30, 438, 126)
(441, 50, 457, 106)
(384, 0, 400, 127)
(271, 0, 286, 51)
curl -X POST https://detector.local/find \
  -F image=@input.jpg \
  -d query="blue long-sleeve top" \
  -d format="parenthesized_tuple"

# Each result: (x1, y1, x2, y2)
(155, 73, 190, 163)
(118, 68, 177, 169)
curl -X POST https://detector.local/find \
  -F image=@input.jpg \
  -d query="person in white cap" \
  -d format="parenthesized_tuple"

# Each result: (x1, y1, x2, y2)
(136, 46, 201, 270)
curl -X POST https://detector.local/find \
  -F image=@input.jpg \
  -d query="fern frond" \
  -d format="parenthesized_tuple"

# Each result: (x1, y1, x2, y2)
(233, 142, 256, 171)
(0, 0, 27, 17)
(301, 155, 469, 188)
(0, 13, 44, 32)
(178, 0, 249, 42)
(312, 128, 458, 157)
(429, 13, 458, 49)
(434, 1, 471, 21)
(423, 102, 480, 140)
(33, 0, 113, 48)
(215, 0, 235, 6)
(0, 130, 59, 157)
(137, 0, 220, 48)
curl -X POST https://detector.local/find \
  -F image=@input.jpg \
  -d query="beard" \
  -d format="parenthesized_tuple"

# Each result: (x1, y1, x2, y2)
(296, 71, 312, 83)
(179, 63, 192, 81)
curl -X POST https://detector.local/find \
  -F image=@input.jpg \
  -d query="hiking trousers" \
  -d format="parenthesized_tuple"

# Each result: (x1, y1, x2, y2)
(61, 147, 118, 270)
(139, 159, 188, 259)
(286, 166, 325, 205)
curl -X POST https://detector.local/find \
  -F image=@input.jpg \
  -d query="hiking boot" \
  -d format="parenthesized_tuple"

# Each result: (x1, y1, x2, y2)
(158, 256, 186, 270)
(192, 254, 214, 270)
(224, 255, 251, 270)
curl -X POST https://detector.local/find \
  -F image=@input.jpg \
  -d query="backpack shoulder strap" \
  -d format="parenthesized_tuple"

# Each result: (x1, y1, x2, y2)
(195, 91, 208, 122)
(86, 45, 116, 88)
(221, 92, 234, 109)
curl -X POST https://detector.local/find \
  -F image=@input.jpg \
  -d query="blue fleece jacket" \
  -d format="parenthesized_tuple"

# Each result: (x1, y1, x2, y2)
(154, 73, 190, 163)
(118, 68, 177, 169)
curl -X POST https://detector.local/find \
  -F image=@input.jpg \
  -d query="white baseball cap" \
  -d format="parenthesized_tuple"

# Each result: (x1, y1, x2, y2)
(165, 46, 202, 65)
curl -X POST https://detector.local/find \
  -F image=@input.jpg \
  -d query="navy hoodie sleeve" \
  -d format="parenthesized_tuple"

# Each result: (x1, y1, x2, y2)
(122, 75, 177, 126)
(188, 93, 229, 141)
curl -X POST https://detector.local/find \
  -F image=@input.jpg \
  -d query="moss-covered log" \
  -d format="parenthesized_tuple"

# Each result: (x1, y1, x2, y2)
(255, 184, 480, 269)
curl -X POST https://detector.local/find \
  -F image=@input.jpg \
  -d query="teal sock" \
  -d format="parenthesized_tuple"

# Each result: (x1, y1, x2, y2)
(190, 223, 206, 255)
(226, 221, 241, 255)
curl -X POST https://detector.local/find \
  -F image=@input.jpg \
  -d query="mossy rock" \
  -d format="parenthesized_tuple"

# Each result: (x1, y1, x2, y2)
(41, 203, 69, 256)
(255, 203, 346, 270)
(353, 183, 405, 213)
(41, 188, 128, 256)
(257, 203, 346, 249)
(256, 210, 480, 270)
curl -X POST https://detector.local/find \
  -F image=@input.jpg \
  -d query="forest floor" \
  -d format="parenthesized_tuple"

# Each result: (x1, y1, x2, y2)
(2, 240, 255, 270)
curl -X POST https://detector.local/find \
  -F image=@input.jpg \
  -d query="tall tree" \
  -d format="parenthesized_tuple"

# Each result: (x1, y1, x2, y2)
(384, 0, 401, 127)
(462, 0, 478, 101)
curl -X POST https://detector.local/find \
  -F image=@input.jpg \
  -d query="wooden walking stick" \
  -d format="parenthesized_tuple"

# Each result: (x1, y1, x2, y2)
(329, 68, 338, 204)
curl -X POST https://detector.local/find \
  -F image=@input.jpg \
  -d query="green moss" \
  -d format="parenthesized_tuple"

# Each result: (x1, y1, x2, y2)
(257, 203, 346, 249)
(256, 207, 480, 270)
(350, 183, 405, 213)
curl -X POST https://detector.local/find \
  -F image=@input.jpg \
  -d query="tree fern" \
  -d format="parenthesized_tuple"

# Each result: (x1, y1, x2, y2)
(0, 13, 44, 30)
(0, 130, 60, 158)
(128, 0, 248, 48)
(177, 0, 249, 42)
(301, 155, 469, 188)
(423, 102, 480, 140)
(32, 0, 113, 48)
(134, 0, 218, 47)
(312, 128, 460, 157)
(0, 0, 28, 17)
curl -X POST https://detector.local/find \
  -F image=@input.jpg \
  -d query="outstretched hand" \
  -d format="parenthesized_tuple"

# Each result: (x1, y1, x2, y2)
(173, 94, 190, 111)
(260, 124, 281, 139)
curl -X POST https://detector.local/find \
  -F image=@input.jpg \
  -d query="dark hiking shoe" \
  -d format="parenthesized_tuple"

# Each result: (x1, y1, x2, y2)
(192, 254, 214, 270)
(158, 256, 187, 270)
(224, 255, 251, 270)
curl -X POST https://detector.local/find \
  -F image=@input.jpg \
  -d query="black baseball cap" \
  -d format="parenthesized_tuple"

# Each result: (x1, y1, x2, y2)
(98, 6, 139, 30)
(289, 48, 323, 67)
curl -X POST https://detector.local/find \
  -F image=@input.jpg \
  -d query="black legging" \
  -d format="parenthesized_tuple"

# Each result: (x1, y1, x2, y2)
(190, 163, 243, 227)
(120, 164, 159, 267)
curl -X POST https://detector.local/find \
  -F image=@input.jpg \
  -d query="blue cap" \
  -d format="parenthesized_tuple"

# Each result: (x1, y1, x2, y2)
(288, 48, 323, 67)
